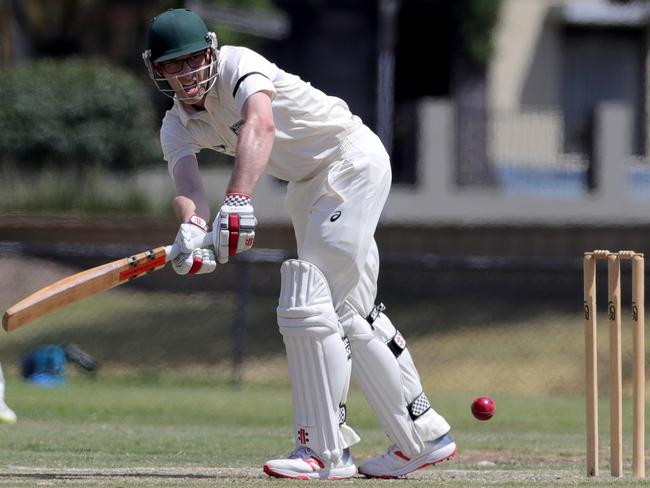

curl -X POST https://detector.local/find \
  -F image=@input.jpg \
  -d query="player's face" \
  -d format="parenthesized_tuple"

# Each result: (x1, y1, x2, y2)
(156, 49, 212, 105)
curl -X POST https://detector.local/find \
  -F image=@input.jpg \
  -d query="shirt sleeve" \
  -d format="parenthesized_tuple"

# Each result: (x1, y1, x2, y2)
(220, 47, 278, 113)
(160, 113, 201, 177)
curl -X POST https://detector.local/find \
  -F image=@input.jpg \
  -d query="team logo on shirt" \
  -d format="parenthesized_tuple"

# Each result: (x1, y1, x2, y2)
(230, 119, 244, 136)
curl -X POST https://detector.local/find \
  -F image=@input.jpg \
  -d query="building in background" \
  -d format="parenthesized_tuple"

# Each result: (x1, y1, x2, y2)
(490, 0, 650, 191)
(0, 0, 649, 230)
(268, 0, 650, 204)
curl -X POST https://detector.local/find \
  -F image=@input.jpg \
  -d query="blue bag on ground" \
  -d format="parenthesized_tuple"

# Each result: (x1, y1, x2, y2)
(21, 345, 67, 386)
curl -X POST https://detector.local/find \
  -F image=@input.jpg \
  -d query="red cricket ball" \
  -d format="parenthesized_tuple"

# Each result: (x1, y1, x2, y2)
(471, 396, 495, 421)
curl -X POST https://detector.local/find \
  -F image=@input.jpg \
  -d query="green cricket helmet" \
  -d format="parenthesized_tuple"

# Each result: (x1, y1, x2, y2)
(142, 8, 218, 100)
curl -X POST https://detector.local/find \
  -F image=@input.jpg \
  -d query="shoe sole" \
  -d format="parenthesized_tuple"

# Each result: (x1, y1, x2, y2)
(263, 464, 356, 480)
(359, 445, 457, 479)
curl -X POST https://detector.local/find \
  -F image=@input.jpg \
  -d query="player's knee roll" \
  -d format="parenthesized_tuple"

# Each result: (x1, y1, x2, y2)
(277, 259, 342, 337)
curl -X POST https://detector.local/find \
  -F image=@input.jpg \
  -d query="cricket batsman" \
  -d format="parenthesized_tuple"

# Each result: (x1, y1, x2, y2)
(143, 8, 455, 479)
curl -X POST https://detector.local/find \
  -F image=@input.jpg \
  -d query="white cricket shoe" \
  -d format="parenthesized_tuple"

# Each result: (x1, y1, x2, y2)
(263, 446, 356, 480)
(359, 433, 456, 478)
(0, 400, 16, 424)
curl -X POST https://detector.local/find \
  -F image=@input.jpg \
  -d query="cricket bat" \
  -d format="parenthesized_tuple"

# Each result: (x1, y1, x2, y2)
(3, 241, 189, 332)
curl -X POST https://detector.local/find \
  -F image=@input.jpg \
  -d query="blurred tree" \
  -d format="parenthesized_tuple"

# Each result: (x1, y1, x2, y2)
(0, 1, 13, 65)
(0, 0, 179, 71)
(0, 59, 160, 170)
(0, 0, 30, 66)
(1, 1, 283, 69)
(186, 0, 283, 47)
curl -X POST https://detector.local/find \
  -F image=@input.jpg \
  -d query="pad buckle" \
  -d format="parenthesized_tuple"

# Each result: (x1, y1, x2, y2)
(386, 330, 407, 358)
(366, 303, 386, 327)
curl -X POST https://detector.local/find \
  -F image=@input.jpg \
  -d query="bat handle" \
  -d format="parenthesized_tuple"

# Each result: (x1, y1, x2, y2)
(165, 243, 181, 262)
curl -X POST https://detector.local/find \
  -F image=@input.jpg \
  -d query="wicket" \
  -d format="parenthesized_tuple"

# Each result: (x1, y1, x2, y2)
(584, 250, 645, 478)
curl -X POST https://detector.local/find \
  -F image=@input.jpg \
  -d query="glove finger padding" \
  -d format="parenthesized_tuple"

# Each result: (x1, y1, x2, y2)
(172, 248, 216, 275)
(196, 248, 217, 274)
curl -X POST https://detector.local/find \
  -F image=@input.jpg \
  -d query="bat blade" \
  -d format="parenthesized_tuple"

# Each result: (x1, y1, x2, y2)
(3, 245, 174, 332)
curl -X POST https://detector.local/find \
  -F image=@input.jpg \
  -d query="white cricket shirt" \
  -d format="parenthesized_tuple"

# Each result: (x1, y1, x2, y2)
(160, 46, 362, 182)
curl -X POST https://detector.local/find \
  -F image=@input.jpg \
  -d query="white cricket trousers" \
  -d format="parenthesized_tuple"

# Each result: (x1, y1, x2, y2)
(285, 125, 452, 455)
(285, 124, 391, 316)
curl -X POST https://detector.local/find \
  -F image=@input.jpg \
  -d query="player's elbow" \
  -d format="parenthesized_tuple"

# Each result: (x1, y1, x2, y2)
(255, 115, 275, 138)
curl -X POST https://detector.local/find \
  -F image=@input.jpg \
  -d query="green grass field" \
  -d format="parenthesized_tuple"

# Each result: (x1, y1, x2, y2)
(1, 271, 649, 486)
(0, 373, 648, 486)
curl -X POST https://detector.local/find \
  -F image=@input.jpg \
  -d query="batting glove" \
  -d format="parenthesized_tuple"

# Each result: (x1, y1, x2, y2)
(214, 193, 256, 264)
(172, 215, 217, 275)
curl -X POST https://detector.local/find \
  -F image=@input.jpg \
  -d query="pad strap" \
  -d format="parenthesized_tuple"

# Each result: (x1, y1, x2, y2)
(338, 404, 347, 425)
(366, 303, 386, 327)
(343, 336, 351, 359)
(386, 331, 407, 358)
(407, 391, 432, 420)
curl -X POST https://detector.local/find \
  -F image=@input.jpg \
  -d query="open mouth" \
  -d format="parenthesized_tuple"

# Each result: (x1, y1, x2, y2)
(183, 82, 199, 97)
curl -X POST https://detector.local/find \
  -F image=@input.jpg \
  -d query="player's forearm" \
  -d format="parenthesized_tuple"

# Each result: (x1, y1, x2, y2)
(227, 114, 275, 196)
(172, 156, 210, 222)
(173, 194, 209, 223)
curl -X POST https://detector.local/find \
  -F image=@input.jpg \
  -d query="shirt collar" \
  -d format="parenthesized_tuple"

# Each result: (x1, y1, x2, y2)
(174, 97, 210, 127)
